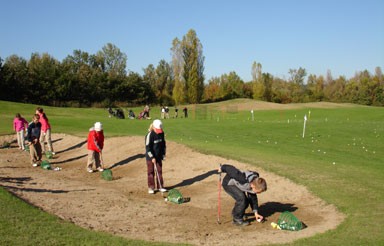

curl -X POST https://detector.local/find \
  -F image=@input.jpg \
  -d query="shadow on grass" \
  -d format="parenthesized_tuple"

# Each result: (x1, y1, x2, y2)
(55, 140, 86, 154)
(109, 153, 145, 169)
(167, 169, 218, 189)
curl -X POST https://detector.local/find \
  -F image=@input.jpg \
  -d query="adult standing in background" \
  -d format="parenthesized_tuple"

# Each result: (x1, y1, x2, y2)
(36, 107, 55, 155)
(183, 107, 188, 118)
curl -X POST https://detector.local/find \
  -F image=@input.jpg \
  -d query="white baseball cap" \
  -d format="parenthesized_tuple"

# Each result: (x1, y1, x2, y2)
(94, 122, 103, 131)
(153, 119, 163, 133)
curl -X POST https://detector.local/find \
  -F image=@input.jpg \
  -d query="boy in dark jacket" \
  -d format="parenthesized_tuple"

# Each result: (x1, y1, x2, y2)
(219, 164, 267, 226)
(145, 119, 166, 194)
(26, 114, 42, 167)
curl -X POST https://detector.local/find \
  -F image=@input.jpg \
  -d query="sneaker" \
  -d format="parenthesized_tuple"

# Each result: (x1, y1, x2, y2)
(32, 163, 38, 167)
(148, 188, 155, 194)
(87, 168, 93, 173)
(51, 152, 56, 155)
(97, 167, 104, 172)
(232, 219, 250, 226)
(159, 188, 167, 193)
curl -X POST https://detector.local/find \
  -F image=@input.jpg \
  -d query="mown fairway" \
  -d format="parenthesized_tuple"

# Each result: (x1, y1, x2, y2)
(1, 100, 383, 245)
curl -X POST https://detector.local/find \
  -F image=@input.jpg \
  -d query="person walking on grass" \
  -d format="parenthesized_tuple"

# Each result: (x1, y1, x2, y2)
(218, 164, 267, 226)
(86, 122, 104, 173)
(26, 114, 42, 167)
(13, 113, 29, 150)
(36, 107, 55, 155)
(145, 119, 166, 194)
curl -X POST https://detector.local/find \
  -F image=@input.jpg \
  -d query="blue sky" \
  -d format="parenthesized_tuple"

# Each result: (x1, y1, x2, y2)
(1, 0, 383, 82)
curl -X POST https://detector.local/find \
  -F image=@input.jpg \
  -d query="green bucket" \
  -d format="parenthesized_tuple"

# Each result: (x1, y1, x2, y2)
(167, 189, 184, 204)
(277, 211, 303, 231)
(45, 151, 53, 159)
(41, 160, 51, 170)
(101, 169, 113, 181)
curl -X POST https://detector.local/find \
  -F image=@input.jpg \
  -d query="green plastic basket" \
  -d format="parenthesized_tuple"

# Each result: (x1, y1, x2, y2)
(40, 160, 51, 170)
(167, 189, 184, 204)
(277, 211, 303, 231)
(101, 169, 113, 181)
(45, 151, 53, 159)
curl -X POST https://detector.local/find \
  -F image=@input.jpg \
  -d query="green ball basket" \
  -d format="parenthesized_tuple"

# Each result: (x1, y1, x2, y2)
(277, 211, 303, 231)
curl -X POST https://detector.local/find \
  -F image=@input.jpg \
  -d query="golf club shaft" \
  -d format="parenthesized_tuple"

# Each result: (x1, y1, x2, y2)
(217, 169, 222, 224)
(99, 151, 104, 169)
(153, 161, 164, 191)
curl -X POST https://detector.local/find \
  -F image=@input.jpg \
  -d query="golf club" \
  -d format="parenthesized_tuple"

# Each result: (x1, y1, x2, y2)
(153, 161, 165, 196)
(99, 151, 105, 169)
(217, 164, 222, 224)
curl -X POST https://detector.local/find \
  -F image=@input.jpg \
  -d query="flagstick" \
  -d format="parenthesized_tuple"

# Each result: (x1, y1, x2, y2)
(302, 114, 307, 138)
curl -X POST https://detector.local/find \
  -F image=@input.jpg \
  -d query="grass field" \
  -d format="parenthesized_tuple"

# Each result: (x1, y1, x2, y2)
(1, 100, 383, 245)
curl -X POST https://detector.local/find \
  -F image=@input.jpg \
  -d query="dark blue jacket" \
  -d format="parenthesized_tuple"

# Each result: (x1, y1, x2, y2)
(26, 121, 42, 142)
(145, 130, 166, 162)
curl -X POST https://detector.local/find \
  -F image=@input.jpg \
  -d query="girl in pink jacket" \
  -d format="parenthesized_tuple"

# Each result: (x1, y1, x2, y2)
(36, 107, 54, 155)
(13, 113, 29, 150)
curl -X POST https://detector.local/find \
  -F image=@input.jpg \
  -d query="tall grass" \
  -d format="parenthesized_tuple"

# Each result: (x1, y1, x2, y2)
(1, 100, 383, 245)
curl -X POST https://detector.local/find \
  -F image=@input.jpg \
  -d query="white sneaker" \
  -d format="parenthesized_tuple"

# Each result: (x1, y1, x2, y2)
(159, 188, 167, 192)
(87, 168, 93, 173)
(97, 167, 104, 172)
(52, 152, 56, 155)
(32, 163, 38, 167)
(148, 188, 155, 194)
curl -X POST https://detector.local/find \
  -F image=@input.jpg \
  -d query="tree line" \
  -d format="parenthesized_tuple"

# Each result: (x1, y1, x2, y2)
(0, 29, 383, 107)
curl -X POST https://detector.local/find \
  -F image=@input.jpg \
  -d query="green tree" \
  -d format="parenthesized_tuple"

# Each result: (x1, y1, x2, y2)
(156, 60, 174, 105)
(97, 43, 127, 77)
(219, 72, 244, 99)
(27, 53, 60, 104)
(171, 38, 185, 105)
(60, 50, 102, 106)
(261, 73, 273, 102)
(0, 55, 29, 102)
(181, 29, 205, 103)
(95, 43, 128, 103)
(288, 67, 307, 102)
(252, 61, 263, 99)
(203, 77, 221, 102)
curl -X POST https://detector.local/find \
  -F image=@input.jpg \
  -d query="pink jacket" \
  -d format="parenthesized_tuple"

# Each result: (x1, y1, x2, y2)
(37, 113, 51, 133)
(13, 117, 28, 131)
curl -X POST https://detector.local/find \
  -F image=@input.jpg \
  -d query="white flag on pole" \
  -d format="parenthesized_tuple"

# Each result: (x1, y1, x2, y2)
(302, 114, 307, 138)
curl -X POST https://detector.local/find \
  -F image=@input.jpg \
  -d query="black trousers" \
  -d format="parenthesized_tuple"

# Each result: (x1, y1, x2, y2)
(222, 183, 252, 220)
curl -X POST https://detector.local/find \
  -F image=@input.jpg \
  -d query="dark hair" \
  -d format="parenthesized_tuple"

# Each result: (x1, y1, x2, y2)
(15, 113, 21, 118)
(36, 107, 48, 121)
